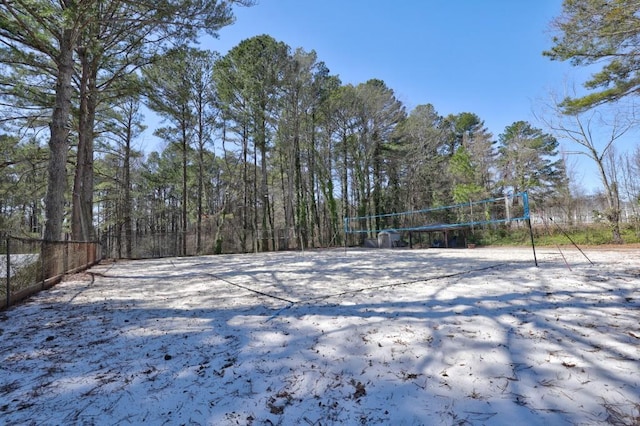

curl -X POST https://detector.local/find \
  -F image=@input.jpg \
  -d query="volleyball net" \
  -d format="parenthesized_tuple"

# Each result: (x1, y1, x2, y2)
(343, 192, 531, 236)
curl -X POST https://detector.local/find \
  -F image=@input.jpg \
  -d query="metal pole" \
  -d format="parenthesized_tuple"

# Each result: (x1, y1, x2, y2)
(343, 217, 348, 254)
(6, 236, 11, 308)
(549, 217, 593, 265)
(527, 217, 538, 267)
(523, 192, 538, 267)
(505, 195, 511, 222)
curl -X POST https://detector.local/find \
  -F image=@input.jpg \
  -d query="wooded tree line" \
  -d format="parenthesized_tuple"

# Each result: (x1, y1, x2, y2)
(0, 0, 253, 258)
(1, 0, 639, 256)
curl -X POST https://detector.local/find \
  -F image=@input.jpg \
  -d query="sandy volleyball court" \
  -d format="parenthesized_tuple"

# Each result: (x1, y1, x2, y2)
(1, 246, 638, 425)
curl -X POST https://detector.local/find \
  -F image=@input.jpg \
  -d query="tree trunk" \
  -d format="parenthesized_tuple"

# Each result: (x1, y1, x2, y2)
(71, 47, 97, 242)
(44, 29, 75, 243)
(308, 124, 320, 246)
(372, 136, 382, 231)
(606, 182, 623, 244)
(182, 119, 188, 256)
(278, 146, 293, 250)
(341, 133, 349, 245)
(251, 128, 259, 253)
(293, 131, 308, 249)
(259, 115, 269, 252)
(197, 146, 204, 254)
(241, 125, 249, 252)
(123, 113, 133, 259)
(594, 152, 623, 244)
(196, 92, 206, 255)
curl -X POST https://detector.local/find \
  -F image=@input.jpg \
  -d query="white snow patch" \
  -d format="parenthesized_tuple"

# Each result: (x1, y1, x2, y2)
(0, 247, 638, 425)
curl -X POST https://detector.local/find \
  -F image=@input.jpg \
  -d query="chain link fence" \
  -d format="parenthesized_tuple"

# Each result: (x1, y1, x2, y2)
(1, 235, 102, 310)
(100, 227, 301, 259)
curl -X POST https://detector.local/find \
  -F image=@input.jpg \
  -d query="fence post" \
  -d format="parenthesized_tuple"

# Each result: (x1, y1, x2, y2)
(63, 236, 69, 276)
(40, 239, 45, 288)
(6, 236, 10, 309)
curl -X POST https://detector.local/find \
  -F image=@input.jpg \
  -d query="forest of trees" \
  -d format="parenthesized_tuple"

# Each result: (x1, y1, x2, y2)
(1, 0, 639, 257)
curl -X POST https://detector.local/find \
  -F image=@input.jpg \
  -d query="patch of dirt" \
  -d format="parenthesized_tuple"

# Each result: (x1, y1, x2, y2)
(62, 272, 93, 282)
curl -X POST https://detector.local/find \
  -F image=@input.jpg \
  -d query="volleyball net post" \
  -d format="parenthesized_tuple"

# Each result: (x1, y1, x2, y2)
(523, 191, 538, 267)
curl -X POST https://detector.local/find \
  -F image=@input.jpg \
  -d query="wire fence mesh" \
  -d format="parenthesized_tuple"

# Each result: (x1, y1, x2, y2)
(1, 235, 102, 310)
(100, 227, 301, 259)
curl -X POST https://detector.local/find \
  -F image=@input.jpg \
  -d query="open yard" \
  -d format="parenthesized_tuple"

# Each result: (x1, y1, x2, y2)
(0, 246, 638, 425)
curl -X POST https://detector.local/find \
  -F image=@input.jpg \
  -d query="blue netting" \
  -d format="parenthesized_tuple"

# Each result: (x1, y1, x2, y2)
(344, 192, 530, 235)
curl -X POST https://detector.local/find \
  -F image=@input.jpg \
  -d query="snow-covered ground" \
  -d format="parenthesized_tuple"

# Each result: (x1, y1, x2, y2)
(0, 253, 39, 278)
(0, 246, 638, 425)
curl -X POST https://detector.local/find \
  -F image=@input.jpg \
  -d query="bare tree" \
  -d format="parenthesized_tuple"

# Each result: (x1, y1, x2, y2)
(616, 148, 640, 220)
(539, 96, 636, 243)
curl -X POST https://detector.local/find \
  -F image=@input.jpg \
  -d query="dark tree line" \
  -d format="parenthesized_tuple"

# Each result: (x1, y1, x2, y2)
(2, 28, 570, 255)
(0, 0, 253, 248)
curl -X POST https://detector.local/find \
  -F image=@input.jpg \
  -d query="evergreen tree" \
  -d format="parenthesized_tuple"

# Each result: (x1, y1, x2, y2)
(0, 0, 251, 243)
(395, 104, 449, 209)
(497, 121, 564, 203)
(545, 0, 640, 111)
(214, 35, 289, 251)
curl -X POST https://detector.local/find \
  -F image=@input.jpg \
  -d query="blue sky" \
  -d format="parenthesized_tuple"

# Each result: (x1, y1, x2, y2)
(206, 1, 581, 133)
(145, 0, 631, 193)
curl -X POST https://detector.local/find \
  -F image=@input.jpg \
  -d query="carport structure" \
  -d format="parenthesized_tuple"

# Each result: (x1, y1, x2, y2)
(405, 222, 469, 248)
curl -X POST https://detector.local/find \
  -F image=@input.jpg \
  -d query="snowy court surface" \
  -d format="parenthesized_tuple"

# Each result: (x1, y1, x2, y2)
(0, 246, 638, 425)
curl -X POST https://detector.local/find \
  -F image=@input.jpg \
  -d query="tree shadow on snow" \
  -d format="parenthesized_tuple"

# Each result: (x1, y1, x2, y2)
(1, 249, 638, 425)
